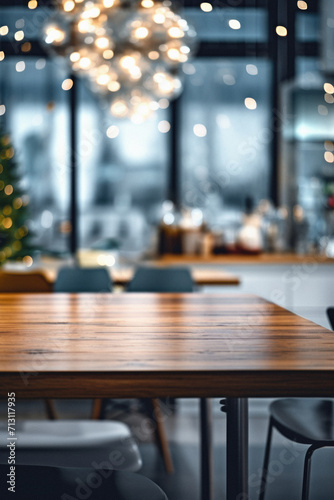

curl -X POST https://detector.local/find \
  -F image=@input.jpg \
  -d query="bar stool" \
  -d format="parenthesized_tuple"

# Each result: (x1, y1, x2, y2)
(259, 308, 334, 500)
(259, 399, 334, 500)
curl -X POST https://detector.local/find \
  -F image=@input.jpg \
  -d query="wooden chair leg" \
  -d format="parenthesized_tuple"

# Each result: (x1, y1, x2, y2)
(151, 398, 174, 474)
(44, 399, 57, 420)
(91, 397, 173, 473)
(91, 398, 104, 419)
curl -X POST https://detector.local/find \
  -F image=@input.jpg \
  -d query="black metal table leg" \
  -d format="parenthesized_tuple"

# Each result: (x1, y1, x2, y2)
(200, 398, 213, 500)
(225, 397, 249, 500)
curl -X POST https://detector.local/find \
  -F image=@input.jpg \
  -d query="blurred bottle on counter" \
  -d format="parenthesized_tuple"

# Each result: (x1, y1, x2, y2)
(179, 207, 205, 255)
(158, 202, 206, 255)
(237, 197, 263, 254)
(158, 201, 182, 255)
(292, 204, 310, 254)
(259, 200, 288, 252)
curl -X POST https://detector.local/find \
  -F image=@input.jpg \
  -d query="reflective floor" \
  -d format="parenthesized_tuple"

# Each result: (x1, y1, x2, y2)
(0, 398, 333, 500)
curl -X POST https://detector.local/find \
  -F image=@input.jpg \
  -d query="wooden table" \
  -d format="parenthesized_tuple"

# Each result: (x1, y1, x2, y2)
(0, 293, 333, 500)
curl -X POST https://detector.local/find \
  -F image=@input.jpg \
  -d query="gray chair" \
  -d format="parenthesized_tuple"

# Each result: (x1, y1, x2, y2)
(0, 463, 168, 500)
(53, 266, 113, 419)
(0, 420, 141, 471)
(54, 266, 112, 293)
(0, 270, 53, 292)
(127, 266, 194, 293)
(54, 269, 112, 409)
(259, 308, 334, 500)
(0, 271, 55, 418)
(16, 267, 142, 474)
(120, 266, 194, 473)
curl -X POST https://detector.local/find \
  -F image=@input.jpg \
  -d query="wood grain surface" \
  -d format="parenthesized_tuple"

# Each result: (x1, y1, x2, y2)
(0, 293, 333, 398)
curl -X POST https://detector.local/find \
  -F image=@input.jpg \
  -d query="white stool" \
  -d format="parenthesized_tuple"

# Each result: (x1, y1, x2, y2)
(0, 420, 142, 471)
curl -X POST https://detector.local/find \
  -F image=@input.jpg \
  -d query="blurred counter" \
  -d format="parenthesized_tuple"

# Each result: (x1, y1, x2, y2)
(153, 252, 334, 265)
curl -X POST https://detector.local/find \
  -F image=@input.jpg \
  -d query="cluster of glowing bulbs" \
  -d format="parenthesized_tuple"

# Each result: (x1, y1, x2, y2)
(43, 0, 196, 122)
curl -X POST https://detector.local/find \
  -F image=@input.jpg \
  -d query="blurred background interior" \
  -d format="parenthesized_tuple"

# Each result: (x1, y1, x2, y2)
(1, 2, 334, 499)
(1, 0, 334, 265)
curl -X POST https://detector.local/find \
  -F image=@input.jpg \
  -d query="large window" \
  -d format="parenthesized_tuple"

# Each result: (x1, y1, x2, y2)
(180, 58, 272, 223)
(77, 83, 169, 252)
(0, 1, 322, 256)
(1, 57, 71, 253)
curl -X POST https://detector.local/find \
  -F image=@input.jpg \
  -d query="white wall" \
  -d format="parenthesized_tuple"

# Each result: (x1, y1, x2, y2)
(201, 263, 334, 329)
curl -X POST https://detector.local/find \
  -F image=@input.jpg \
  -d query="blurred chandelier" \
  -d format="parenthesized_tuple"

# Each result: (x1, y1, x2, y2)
(43, 0, 197, 122)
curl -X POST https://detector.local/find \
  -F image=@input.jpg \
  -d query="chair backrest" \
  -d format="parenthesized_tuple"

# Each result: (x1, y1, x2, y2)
(327, 307, 334, 330)
(0, 270, 52, 293)
(54, 267, 112, 293)
(127, 266, 194, 293)
(0, 464, 168, 500)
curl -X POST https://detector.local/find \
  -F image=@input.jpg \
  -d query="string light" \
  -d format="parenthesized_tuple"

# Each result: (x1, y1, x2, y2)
(13, 198, 23, 209)
(15, 61, 25, 72)
(297, 1, 308, 10)
(325, 93, 334, 104)
(324, 151, 334, 163)
(246, 64, 258, 76)
(36, 58, 46, 69)
(324, 82, 334, 94)
(325, 141, 334, 151)
(106, 125, 119, 138)
(4, 185, 14, 195)
(14, 30, 25, 41)
(28, 0, 38, 9)
(23, 256, 33, 267)
(193, 124, 207, 137)
(2, 218, 13, 229)
(158, 98, 169, 109)
(62, 78, 74, 90)
(229, 19, 241, 30)
(158, 120, 171, 133)
(244, 97, 257, 110)
(0, 26, 9, 36)
(15, 19, 25, 29)
(200, 3, 213, 13)
(5, 148, 14, 159)
(21, 42, 32, 53)
(276, 26, 287, 37)
(42, 0, 197, 121)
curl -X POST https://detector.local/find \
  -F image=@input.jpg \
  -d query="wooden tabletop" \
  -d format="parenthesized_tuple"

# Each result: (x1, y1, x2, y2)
(0, 293, 333, 399)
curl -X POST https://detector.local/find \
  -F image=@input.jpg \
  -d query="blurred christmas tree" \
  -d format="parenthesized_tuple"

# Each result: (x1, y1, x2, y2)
(0, 128, 31, 266)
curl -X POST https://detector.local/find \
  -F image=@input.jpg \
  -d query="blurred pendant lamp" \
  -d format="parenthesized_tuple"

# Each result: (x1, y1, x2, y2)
(42, 0, 197, 122)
